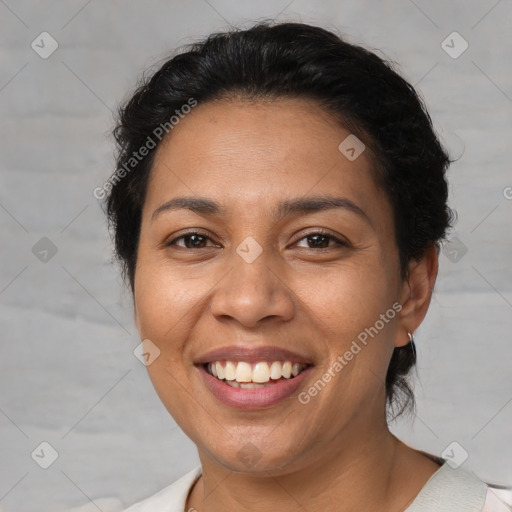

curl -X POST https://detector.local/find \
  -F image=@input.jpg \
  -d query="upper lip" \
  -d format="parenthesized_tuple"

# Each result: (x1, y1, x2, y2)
(194, 345, 314, 365)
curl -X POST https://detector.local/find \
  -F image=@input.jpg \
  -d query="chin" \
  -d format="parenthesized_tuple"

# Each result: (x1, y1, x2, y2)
(200, 434, 306, 475)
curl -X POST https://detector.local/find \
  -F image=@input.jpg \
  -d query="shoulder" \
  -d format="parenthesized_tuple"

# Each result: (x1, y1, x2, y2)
(406, 461, 511, 512)
(121, 466, 202, 512)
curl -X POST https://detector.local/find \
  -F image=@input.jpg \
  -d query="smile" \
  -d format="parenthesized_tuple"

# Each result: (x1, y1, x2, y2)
(206, 360, 309, 388)
(198, 362, 312, 409)
(195, 345, 314, 409)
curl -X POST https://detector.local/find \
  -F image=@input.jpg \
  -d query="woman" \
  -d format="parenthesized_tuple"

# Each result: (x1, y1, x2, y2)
(102, 21, 510, 512)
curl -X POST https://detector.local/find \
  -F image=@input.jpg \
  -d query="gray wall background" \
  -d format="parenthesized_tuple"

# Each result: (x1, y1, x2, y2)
(1, 1, 511, 510)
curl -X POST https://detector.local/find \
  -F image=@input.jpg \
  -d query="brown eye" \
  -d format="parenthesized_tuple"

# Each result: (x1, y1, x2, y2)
(165, 231, 216, 249)
(295, 231, 349, 250)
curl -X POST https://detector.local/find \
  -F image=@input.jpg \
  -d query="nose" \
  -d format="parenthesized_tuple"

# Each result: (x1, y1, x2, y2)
(209, 249, 295, 328)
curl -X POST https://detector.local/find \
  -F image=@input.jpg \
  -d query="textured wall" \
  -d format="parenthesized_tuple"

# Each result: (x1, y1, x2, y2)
(1, 1, 511, 510)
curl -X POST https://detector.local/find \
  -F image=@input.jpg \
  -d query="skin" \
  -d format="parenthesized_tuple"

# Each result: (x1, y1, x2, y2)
(133, 97, 441, 511)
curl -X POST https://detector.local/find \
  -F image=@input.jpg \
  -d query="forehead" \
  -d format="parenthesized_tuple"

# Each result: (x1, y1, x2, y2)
(143, 97, 390, 223)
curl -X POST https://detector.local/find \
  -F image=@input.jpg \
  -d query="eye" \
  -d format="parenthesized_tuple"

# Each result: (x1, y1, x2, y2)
(164, 230, 349, 251)
(165, 231, 218, 249)
(295, 230, 349, 250)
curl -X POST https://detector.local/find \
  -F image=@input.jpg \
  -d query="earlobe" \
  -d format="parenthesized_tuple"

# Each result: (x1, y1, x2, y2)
(396, 244, 439, 347)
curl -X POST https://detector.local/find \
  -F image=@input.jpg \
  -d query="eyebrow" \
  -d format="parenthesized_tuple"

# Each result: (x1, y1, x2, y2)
(151, 195, 371, 225)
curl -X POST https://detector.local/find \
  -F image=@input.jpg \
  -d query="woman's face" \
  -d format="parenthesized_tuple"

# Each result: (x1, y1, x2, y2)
(134, 97, 413, 473)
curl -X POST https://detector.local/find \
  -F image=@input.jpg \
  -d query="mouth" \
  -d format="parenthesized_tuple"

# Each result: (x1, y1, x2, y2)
(194, 346, 314, 409)
(204, 360, 309, 388)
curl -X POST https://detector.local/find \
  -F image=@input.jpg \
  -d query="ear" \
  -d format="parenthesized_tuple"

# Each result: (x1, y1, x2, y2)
(396, 244, 439, 347)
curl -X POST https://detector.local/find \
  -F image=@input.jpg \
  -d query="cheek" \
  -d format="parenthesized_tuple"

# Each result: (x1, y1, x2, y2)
(134, 264, 202, 424)
(313, 260, 398, 387)
(315, 259, 396, 329)
(134, 258, 202, 338)
(133, 256, 220, 398)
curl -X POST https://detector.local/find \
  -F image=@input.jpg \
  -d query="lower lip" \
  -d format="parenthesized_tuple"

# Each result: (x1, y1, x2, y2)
(197, 365, 312, 409)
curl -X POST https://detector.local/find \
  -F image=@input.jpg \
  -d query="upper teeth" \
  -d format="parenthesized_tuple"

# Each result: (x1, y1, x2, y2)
(208, 361, 307, 383)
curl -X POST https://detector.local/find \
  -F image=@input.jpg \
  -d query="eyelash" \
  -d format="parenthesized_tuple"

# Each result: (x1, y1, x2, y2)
(164, 229, 349, 251)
